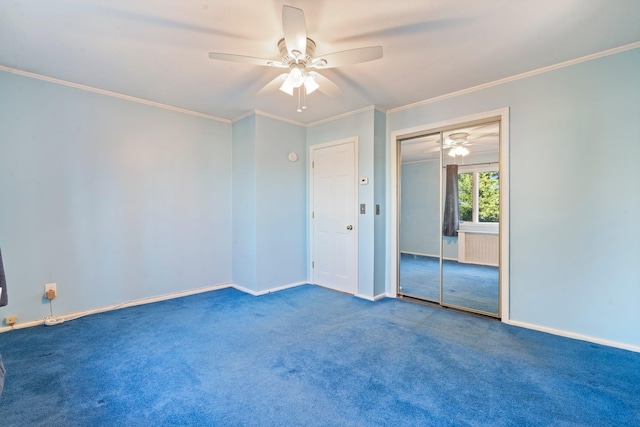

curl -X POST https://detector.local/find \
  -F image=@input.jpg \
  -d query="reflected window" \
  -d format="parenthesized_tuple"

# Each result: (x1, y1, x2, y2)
(458, 169, 499, 224)
(479, 171, 499, 222)
(458, 173, 473, 222)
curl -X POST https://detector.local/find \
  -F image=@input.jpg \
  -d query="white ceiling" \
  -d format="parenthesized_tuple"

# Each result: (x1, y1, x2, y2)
(2, 0, 639, 125)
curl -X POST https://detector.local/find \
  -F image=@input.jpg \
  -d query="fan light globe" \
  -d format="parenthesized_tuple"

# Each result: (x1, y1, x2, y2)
(279, 78, 295, 95)
(290, 67, 303, 84)
(448, 147, 470, 157)
(303, 76, 319, 94)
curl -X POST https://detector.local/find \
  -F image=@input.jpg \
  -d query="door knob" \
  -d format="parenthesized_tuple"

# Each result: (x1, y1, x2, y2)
(346, 225, 353, 230)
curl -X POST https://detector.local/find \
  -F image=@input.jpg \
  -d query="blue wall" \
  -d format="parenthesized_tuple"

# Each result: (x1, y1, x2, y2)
(373, 110, 387, 296)
(255, 115, 307, 292)
(388, 48, 640, 347)
(232, 114, 307, 293)
(400, 160, 441, 257)
(0, 71, 232, 324)
(232, 116, 257, 290)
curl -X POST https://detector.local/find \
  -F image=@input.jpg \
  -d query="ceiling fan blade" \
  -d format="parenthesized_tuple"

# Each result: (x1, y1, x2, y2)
(208, 52, 286, 68)
(311, 46, 383, 69)
(282, 5, 307, 59)
(256, 74, 288, 96)
(310, 72, 342, 98)
(468, 132, 499, 141)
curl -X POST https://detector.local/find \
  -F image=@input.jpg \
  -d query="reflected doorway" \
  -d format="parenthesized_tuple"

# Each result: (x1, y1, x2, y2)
(398, 119, 501, 318)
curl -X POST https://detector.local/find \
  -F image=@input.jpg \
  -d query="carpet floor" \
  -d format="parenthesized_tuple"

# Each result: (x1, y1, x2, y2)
(0, 285, 638, 426)
(400, 253, 499, 314)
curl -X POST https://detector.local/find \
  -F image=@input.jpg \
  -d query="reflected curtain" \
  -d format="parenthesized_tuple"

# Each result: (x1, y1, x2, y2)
(442, 164, 459, 237)
(0, 247, 6, 307)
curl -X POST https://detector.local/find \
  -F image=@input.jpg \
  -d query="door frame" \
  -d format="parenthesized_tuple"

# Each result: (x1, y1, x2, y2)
(309, 137, 359, 294)
(389, 108, 510, 322)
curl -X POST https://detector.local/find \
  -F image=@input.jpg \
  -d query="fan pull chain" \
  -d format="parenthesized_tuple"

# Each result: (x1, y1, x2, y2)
(297, 87, 302, 112)
(302, 87, 307, 110)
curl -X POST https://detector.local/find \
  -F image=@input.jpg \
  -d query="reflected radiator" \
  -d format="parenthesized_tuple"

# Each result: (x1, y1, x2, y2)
(458, 232, 499, 266)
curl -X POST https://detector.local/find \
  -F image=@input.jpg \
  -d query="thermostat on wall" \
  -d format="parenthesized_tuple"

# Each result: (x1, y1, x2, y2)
(359, 177, 369, 185)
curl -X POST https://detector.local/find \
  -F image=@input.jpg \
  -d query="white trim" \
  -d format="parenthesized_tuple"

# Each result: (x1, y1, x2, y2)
(458, 223, 499, 233)
(355, 292, 387, 302)
(388, 108, 510, 320)
(506, 319, 640, 354)
(0, 281, 309, 333)
(400, 250, 440, 259)
(309, 137, 359, 295)
(0, 282, 233, 333)
(0, 65, 231, 123)
(306, 105, 381, 127)
(499, 111, 510, 320)
(231, 281, 306, 296)
(388, 42, 640, 114)
(234, 106, 390, 128)
(232, 110, 257, 123)
(401, 251, 457, 262)
(252, 110, 306, 127)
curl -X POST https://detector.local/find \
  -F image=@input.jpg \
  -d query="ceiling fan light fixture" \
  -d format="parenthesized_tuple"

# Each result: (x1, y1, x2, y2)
(290, 67, 304, 87)
(208, 6, 382, 112)
(448, 146, 470, 157)
(279, 77, 295, 95)
(303, 75, 319, 94)
(448, 132, 470, 144)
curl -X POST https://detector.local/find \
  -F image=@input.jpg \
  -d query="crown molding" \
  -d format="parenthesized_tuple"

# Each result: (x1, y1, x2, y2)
(0, 65, 231, 123)
(232, 110, 306, 127)
(306, 105, 382, 127)
(388, 41, 640, 115)
(253, 110, 306, 127)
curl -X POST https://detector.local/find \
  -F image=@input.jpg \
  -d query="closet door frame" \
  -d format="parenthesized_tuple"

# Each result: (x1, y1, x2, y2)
(389, 108, 510, 322)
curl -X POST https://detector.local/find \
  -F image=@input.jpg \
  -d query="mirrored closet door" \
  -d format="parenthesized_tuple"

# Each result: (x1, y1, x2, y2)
(398, 119, 501, 318)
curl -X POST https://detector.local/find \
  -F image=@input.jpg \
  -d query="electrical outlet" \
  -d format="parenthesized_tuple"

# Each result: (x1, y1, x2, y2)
(45, 283, 57, 299)
(5, 316, 17, 326)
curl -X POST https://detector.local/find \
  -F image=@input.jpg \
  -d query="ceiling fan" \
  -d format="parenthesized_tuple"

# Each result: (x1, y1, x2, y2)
(208, 5, 383, 112)
(444, 132, 473, 157)
(443, 125, 500, 157)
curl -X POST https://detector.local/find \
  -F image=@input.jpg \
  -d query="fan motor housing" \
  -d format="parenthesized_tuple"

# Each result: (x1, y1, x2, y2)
(277, 37, 316, 66)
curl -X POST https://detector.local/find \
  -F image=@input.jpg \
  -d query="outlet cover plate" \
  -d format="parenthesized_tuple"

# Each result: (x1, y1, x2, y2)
(45, 283, 57, 293)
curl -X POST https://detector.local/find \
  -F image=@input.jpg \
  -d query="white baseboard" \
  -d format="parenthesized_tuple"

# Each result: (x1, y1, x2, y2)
(506, 319, 640, 353)
(0, 282, 233, 333)
(1, 281, 313, 333)
(231, 281, 306, 296)
(4, 282, 637, 354)
(400, 251, 439, 258)
(355, 292, 387, 301)
(0, 281, 310, 333)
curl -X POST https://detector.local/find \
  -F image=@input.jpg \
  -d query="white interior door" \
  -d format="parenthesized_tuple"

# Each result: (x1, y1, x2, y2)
(311, 140, 357, 294)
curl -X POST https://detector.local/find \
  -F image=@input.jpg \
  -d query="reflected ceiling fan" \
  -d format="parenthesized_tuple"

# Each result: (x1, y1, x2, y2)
(208, 5, 383, 112)
(443, 132, 473, 157)
(443, 126, 499, 157)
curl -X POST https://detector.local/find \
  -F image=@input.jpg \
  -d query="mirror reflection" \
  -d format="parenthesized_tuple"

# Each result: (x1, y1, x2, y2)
(399, 132, 442, 302)
(399, 121, 500, 317)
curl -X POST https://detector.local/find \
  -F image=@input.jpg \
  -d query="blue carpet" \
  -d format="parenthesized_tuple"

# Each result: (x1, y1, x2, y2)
(0, 285, 639, 426)
(400, 253, 499, 314)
